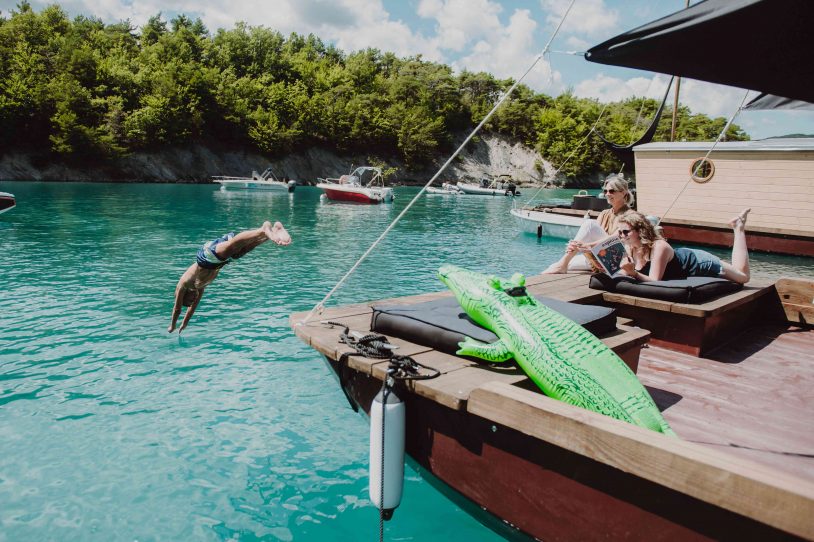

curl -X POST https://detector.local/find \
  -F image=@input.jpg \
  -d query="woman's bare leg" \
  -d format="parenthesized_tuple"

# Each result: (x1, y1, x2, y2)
(721, 209, 750, 284)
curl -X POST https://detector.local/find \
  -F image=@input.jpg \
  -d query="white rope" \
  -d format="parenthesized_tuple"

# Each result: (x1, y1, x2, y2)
(656, 88, 753, 226)
(518, 101, 610, 209)
(297, 1, 579, 325)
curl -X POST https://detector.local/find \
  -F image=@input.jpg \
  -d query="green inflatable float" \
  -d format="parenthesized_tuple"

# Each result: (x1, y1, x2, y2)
(438, 264, 675, 436)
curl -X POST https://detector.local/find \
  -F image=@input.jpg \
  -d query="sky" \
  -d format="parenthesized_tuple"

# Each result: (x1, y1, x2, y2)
(3, 0, 812, 140)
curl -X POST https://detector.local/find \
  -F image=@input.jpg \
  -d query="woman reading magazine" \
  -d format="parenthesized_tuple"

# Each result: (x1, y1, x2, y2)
(543, 174, 633, 274)
(616, 210, 752, 284)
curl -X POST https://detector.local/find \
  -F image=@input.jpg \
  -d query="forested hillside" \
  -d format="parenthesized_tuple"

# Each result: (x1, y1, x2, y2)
(0, 2, 749, 182)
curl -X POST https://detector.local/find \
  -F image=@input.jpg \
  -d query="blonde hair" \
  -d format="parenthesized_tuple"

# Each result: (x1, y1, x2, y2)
(618, 211, 662, 259)
(603, 174, 635, 207)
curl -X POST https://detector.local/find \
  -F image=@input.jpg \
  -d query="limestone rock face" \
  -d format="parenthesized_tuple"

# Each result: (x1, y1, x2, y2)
(0, 134, 557, 186)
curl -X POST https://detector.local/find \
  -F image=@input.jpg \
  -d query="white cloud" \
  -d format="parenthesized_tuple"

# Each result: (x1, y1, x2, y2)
(418, 0, 503, 52)
(540, 0, 619, 38)
(574, 73, 753, 120)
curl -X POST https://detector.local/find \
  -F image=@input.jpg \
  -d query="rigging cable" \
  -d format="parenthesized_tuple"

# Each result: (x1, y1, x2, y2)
(516, 101, 609, 209)
(656, 88, 753, 226)
(297, 0, 578, 326)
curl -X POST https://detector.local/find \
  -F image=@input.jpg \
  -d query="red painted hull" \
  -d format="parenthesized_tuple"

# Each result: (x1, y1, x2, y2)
(322, 188, 380, 204)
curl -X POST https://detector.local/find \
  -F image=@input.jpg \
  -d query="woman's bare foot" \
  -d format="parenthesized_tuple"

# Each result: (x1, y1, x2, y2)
(264, 221, 292, 245)
(729, 208, 751, 232)
(543, 262, 568, 274)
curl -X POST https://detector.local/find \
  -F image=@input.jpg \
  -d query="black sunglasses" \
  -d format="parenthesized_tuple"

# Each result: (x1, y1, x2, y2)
(618, 229, 633, 236)
(603, 188, 617, 194)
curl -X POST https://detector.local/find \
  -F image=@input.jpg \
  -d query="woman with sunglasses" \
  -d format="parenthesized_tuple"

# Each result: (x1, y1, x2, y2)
(544, 174, 634, 274)
(616, 210, 751, 284)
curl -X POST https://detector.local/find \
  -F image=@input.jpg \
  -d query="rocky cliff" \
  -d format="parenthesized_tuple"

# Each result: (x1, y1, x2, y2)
(0, 134, 559, 186)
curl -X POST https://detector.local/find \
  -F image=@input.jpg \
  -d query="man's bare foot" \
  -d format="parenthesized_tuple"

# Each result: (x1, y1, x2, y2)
(729, 208, 751, 231)
(264, 221, 292, 245)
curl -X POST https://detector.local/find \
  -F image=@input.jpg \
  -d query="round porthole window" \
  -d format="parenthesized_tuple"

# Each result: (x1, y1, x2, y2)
(690, 157, 715, 183)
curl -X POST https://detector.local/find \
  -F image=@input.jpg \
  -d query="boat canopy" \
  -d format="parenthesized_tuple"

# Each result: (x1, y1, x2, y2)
(585, 0, 814, 105)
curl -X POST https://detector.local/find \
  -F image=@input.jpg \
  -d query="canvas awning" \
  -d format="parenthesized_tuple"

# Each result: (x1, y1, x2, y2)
(585, 0, 814, 105)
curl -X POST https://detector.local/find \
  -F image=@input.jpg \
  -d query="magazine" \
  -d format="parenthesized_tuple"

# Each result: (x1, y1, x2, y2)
(583, 236, 628, 276)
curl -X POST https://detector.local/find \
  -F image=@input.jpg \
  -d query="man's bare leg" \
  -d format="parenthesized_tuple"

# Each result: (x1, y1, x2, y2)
(216, 221, 289, 259)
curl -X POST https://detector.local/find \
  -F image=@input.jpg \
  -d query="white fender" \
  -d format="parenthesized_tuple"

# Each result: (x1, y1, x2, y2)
(369, 388, 405, 519)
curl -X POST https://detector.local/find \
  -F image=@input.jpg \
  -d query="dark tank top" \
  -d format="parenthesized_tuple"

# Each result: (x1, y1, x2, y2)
(638, 248, 694, 280)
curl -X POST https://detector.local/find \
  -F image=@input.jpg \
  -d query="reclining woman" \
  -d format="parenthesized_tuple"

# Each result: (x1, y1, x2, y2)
(616, 210, 751, 284)
(543, 174, 634, 274)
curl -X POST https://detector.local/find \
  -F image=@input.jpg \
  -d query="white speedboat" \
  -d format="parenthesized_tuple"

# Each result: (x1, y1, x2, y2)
(457, 175, 520, 196)
(0, 192, 15, 214)
(213, 167, 296, 192)
(511, 207, 587, 239)
(426, 182, 462, 195)
(316, 166, 394, 204)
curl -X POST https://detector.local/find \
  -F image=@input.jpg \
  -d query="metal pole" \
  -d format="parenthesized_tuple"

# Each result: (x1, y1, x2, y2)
(669, 0, 690, 142)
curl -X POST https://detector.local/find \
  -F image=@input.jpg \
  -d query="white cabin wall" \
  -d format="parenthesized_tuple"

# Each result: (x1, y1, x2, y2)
(633, 151, 814, 235)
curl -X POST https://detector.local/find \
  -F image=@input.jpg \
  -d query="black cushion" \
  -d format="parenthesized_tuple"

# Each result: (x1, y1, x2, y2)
(370, 295, 617, 356)
(589, 274, 743, 304)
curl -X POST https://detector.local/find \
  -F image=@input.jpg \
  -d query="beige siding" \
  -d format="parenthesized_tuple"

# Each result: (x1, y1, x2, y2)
(633, 151, 814, 235)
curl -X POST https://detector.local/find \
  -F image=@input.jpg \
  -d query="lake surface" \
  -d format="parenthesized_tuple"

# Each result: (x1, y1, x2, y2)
(1, 182, 811, 541)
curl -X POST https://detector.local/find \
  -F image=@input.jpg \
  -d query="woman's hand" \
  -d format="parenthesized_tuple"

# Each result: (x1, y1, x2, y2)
(619, 256, 636, 278)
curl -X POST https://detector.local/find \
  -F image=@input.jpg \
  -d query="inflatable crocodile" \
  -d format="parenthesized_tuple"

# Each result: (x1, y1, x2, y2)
(438, 264, 675, 436)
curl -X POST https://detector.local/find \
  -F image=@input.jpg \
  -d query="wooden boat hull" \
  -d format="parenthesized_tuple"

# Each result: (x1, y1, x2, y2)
(323, 354, 801, 541)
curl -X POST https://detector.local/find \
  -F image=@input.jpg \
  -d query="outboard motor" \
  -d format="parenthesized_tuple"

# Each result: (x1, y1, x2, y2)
(505, 183, 517, 196)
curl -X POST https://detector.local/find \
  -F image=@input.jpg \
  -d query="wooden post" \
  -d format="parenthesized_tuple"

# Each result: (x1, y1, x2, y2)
(669, 0, 690, 142)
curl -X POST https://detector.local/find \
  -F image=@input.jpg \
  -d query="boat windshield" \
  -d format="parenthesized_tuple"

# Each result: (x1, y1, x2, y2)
(349, 167, 384, 186)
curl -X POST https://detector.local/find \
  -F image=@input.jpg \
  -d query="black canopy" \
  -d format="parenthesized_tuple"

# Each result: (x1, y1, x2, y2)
(585, 0, 814, 104)
(742, 93, 814, 111)
(596, 76, 674, 170)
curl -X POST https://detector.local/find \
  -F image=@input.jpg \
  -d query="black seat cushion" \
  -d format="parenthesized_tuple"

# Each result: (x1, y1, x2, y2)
(370, 295, 617, 356)
(589, 274, 743, 304)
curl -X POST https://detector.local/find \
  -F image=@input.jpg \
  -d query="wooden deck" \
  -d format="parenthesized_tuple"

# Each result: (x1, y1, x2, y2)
(289, 274, 814, 540)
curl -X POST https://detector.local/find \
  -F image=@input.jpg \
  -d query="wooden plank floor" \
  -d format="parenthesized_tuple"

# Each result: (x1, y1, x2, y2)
(637, 323, 814, 481)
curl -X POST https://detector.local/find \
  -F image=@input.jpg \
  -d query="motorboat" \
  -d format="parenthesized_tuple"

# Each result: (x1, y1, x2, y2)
(213, 167, 296, 192)
(426, 182, 462, 195)
(316, 166, 394, 204)
(511, 206, 587, 239)
(457, 175, 520, 196)
(0, 192, 15, 214)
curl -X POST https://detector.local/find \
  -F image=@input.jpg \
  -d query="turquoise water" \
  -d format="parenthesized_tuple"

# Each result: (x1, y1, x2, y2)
(1, 182, 811, 541)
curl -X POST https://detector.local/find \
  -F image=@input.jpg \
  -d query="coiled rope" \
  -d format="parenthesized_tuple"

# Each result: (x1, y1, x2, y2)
(297, 0, 578, 326)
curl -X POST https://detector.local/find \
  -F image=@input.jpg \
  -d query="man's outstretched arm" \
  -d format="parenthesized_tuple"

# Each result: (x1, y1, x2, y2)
(168, 283, 185, 333)
(179, 289, 204, 333)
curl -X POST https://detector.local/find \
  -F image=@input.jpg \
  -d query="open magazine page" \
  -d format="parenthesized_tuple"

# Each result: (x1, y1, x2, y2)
(583, 236, 627, 276)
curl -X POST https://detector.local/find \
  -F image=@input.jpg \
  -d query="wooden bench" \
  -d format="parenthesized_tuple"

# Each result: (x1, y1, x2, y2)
(290, 289, 651, 411)
(597, 278, 777, 356)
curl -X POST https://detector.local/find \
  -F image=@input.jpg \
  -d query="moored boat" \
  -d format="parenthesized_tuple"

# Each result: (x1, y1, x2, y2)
(510, 206, 587, 239)
(213, 167, 296, 192)
(0, 191, 16, 214)
(426, 182, 462, 195)
(316, 166, 394, 204)
(457, 175, 520, 196)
